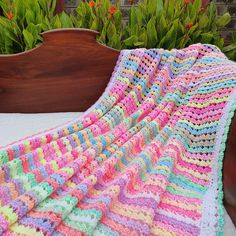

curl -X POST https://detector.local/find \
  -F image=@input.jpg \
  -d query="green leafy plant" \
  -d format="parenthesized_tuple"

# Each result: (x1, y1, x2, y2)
(0, 0, 73, 54)
(0, 0, 235, 61)
(223, 33, 236, 61)
(123, 0, 230, 50)
(72, 0, 122, 49)
(73, 0, 235, 60)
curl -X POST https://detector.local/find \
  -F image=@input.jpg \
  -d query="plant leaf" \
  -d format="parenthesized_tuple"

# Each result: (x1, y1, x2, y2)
(216, 12, 231, 28)
(199, 14, 209, 29)
(147, 17, 157, 48)
(23, 29, 34, 49)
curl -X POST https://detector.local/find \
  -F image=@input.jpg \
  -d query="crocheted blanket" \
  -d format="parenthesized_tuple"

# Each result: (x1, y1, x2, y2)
(0, 44, 236, 236)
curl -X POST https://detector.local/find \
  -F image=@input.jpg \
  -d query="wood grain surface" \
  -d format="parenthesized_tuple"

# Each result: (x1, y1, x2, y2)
(0, 28, 235, 226)
(0, 29, 119, 113)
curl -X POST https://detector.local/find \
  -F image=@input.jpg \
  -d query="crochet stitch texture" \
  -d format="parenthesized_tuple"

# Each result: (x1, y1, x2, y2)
(0, 44, 236, 236)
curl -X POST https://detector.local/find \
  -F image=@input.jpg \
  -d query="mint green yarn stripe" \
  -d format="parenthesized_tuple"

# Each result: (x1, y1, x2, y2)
(178, 120, 218, 129)
(116, 76, 129, 85)
(64, 219, 94, 235)
(64, 208, 102, 236)
(10, 171, 38, 193)
(9, 158, 24, 179)
(167, 185, 202, 199)
(216, 97, 236, 236)
(0, 150, 9, 166)
(170, 173, 207, 193)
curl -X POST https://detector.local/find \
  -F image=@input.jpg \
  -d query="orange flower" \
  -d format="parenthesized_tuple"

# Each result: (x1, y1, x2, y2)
(88, 1, 95, 7)
(108, 5, 117, 16)
(6, 11, 14, 20)
(185, 22, 193, 28)
(184, 0, 194, 4)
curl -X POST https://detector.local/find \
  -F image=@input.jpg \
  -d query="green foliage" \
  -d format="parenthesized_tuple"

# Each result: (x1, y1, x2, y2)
(72, 0, 122, 49)
(0, 0, 235, 61)
(224, 33, 236, 61)
(73, 0, 235, 60)
(0, 0, 73, 54)
(122, 0, 230, 51)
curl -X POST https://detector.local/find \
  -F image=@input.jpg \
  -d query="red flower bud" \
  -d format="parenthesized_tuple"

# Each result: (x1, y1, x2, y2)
(184, 0, 194, 4)
(108, 5, 117, 16)
(6, 11, 14, 20)
(88, 1, 95, 7)
(185, 22, 193, 28)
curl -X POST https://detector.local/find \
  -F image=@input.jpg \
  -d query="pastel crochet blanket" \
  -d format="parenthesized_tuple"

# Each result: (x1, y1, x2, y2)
(0, 44, 236, 236)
